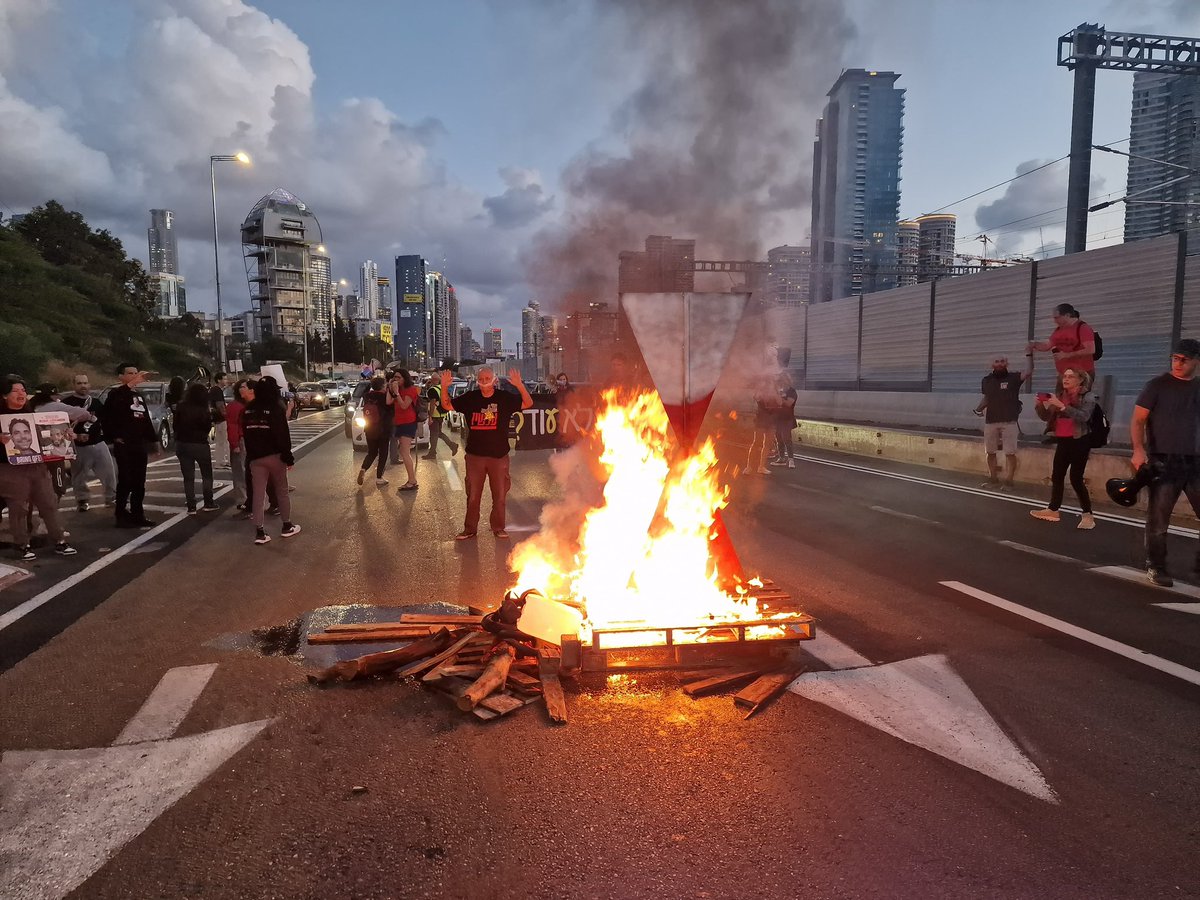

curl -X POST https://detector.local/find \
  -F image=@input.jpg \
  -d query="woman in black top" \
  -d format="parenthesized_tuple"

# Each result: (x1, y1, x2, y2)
(243, 377, 299, 544)
(173, 383, 217, 513)
(357, 375, 394, 487)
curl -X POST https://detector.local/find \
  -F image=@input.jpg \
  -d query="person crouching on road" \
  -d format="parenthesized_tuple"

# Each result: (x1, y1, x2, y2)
(440, 366, 532, 539)
(172, 383, 218, 515)
(1030, 368, 1096, 530)
(357, 375, 393, 487)
(974, 354, 1032, 491)
(0, 375, 77, 559)
(243, 376, 300, 545)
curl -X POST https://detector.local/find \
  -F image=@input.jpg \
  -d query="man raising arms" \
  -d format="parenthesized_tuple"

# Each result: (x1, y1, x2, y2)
(440, 367, 532, 540)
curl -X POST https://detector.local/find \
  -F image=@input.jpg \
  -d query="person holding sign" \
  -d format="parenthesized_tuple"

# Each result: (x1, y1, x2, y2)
(0, 375, 77, 560)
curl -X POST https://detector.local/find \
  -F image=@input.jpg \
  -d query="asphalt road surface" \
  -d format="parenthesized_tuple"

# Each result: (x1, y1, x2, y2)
(0, 422, 1197, 900)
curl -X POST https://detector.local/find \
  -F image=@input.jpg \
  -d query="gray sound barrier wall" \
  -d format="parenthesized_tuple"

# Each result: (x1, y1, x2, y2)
(1034, 234, 1179, 396)
(769, 305, 807, 384)
(1178, 245, 1200, 344)
(859, 284, 931, 388)
(806, 298, 859, 387)
(932, 265, 1032, 392)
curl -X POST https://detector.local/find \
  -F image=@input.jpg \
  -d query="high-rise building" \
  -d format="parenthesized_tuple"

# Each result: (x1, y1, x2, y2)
(148, 209, 179, 275)
(483, 327, 503, 357)
(765, 245, 811, 304)
(153, 273, 187, 318)
(426, 271, 452, 363)
(446, 283, 459, 364)
(1124, 72, 1200, 244)
(521, 301, 541, 363)
(376, 276, 392, 326)
(810, 69, 905, 302)
(310, 251, 332, 338)
(618, 235, 696, 293)
(240, 188, 323, 344)
(916, 213, 956, 280)
(897, 221, 920, 287)
(359, 260, 380, 319)
(394, 254, 428, 366)
(460, 324, 474, 361)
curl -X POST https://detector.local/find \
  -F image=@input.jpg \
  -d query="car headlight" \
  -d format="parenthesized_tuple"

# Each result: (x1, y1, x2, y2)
(354, 417, 366, 428)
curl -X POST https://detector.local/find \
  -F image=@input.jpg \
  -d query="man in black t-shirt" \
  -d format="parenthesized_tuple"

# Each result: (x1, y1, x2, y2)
(63, 372, 116, 511)
(974, 354, 1031, 490)
(440, 366, 532, 540)
(1132, 339, 1200, 586)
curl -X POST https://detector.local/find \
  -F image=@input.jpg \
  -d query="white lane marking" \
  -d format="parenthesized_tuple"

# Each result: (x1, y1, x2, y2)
(0, 719, 270, 900)
(503, 524, 539, 533)
(442, 459, 462, 492)
(941, 581, 1200, 687)
(997, 540, 1085, 565)
(869, 505, 940, 525)
(790, 654, 1057, 802)
(1090, 565, 1200, 599)
(0, 510, 190, 633)
(794, 453, 1199, 539)
(1154, 602, 1200, 615)
(802, 631, 873, 670)
(113, 664, 217, 745)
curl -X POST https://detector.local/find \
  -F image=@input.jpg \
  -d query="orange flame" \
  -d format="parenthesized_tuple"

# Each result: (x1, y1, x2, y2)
(510, 389, 777, 646)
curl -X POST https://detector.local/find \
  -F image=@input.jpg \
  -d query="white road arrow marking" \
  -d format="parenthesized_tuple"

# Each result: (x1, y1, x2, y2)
(791, 630, 1057, 802)
(0, 665, 270, 900)
(790, 654, 1057, 803)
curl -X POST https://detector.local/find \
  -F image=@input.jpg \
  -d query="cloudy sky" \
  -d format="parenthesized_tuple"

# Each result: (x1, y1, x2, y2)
(1, 0, 1197, 344)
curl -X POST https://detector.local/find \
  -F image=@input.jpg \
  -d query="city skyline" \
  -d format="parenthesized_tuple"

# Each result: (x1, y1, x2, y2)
(1, 0, 1198, 345)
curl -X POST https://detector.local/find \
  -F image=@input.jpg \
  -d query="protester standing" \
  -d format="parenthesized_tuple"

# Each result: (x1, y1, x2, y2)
(226, 379, 250, 513)
(389, 369, 421, 490)
(745, 381, 779, 475)
(770, 374, 798, 469)
(1027, 303, 1097, 381)
(243, 377, 299, 545)
(101, 363, 158, 528)
(209, 371, 230, 468)
(1029, 368, 1097, 530)
(553, 372, 583, 450)
(1130, 339, 1200, 587)
(173, 383, 218, 514)
(974, 354, 1032, 490)
(63, 373, 116, 510)
(0, 375, 77, 559)
(440, 366, 532, 539)
(356, 375, 393, 487)
(422, 379, 459, 459)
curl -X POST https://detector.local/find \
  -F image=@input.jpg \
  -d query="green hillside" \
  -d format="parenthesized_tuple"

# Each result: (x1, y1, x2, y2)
(0, 201, 209, 383)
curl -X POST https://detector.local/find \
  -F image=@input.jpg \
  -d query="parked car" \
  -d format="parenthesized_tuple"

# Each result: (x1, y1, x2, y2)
(319, 380, 349, 405)
(344, 380, 429, 451)
(98, 381, 174, 451)
(297, 382, 331, 410)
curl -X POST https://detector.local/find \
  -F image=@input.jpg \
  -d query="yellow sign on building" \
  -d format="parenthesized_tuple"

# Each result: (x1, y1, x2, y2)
(403, 293, 423, 304)
(380, 323, 393, 344)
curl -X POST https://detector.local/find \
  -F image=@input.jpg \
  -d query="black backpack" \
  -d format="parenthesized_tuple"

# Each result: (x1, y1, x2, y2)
(1089, 401, 1110, 449)
(1078, 321, 1103, 361)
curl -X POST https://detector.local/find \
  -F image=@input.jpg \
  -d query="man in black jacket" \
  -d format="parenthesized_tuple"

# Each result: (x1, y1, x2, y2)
(101, 363, 159, 528)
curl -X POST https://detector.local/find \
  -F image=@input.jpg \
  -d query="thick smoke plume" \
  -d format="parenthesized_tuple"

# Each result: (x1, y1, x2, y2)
(525, 0, 854, 309)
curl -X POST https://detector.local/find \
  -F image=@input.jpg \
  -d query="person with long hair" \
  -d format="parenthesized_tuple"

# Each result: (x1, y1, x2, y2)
(165, 376, 186, 417)
(1030, 367, 1097, 530)
(389, 368, 421, 491)
(172, 382, 218, 514)
(226, 379, 250, 512)
(243, 376, 300, 544)
(357, 375, 394, 487)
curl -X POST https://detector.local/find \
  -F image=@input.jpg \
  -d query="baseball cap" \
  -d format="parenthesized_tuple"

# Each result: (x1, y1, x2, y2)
(1174, 339, 1200, 359)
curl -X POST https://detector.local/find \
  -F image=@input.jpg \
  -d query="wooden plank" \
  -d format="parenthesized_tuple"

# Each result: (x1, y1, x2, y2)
(479, 692, 525, 716)
(307, 628, 438, 644)
(458, 645, 516, 711)
(430, 664, 484, 679)
(506, 670, 542, 690)
(323, 622, 439, 633)
(425, 674, 475, 697)
(307, 628, 454, 685)
(537, 648, 568, 725)
(681, 668, 762, 698)
(734, 669, 804, 717)
(399, 613, 484, 625)
(395, 633, 478, 679)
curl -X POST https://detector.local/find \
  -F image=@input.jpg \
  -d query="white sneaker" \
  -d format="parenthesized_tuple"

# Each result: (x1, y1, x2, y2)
(375, 478, 389, 486)
(787, 459, 795, 469)
(756, 466, 772, 475)
(1077, 513, 1096, 530)
(1030, 508, 1060, 522)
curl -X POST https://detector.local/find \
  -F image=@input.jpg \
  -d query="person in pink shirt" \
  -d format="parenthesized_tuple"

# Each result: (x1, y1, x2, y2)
(1029, 368, 1097, 530)
(1027, 303, 1096, 377)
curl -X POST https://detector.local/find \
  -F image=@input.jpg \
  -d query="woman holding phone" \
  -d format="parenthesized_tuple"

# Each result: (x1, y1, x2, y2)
(1030, 368, 1097, 530)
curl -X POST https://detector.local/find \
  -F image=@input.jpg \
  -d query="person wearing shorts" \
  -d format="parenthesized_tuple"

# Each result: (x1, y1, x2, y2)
(974, 354, 1031, 491)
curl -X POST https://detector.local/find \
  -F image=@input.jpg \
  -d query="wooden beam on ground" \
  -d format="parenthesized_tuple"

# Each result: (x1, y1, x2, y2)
(322, 622, 442, 633)
(538, 648, 568, 725)
(477, 692, 525, 717)
(307, 628, 454, 685)
(395, 633, 478, 679)
(399, 613, 484, 625)
(734, 668, 804, 718)
(680, 668, 762, 698)
(307, 628, 439, 644)
(458, 645, 516, 711)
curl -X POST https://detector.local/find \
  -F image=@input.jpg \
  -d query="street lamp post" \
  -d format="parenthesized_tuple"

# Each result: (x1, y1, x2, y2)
(209, 152, 250, 369)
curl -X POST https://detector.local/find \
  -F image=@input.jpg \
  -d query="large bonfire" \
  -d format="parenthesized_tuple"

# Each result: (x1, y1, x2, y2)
(509, 387, 774, 646)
